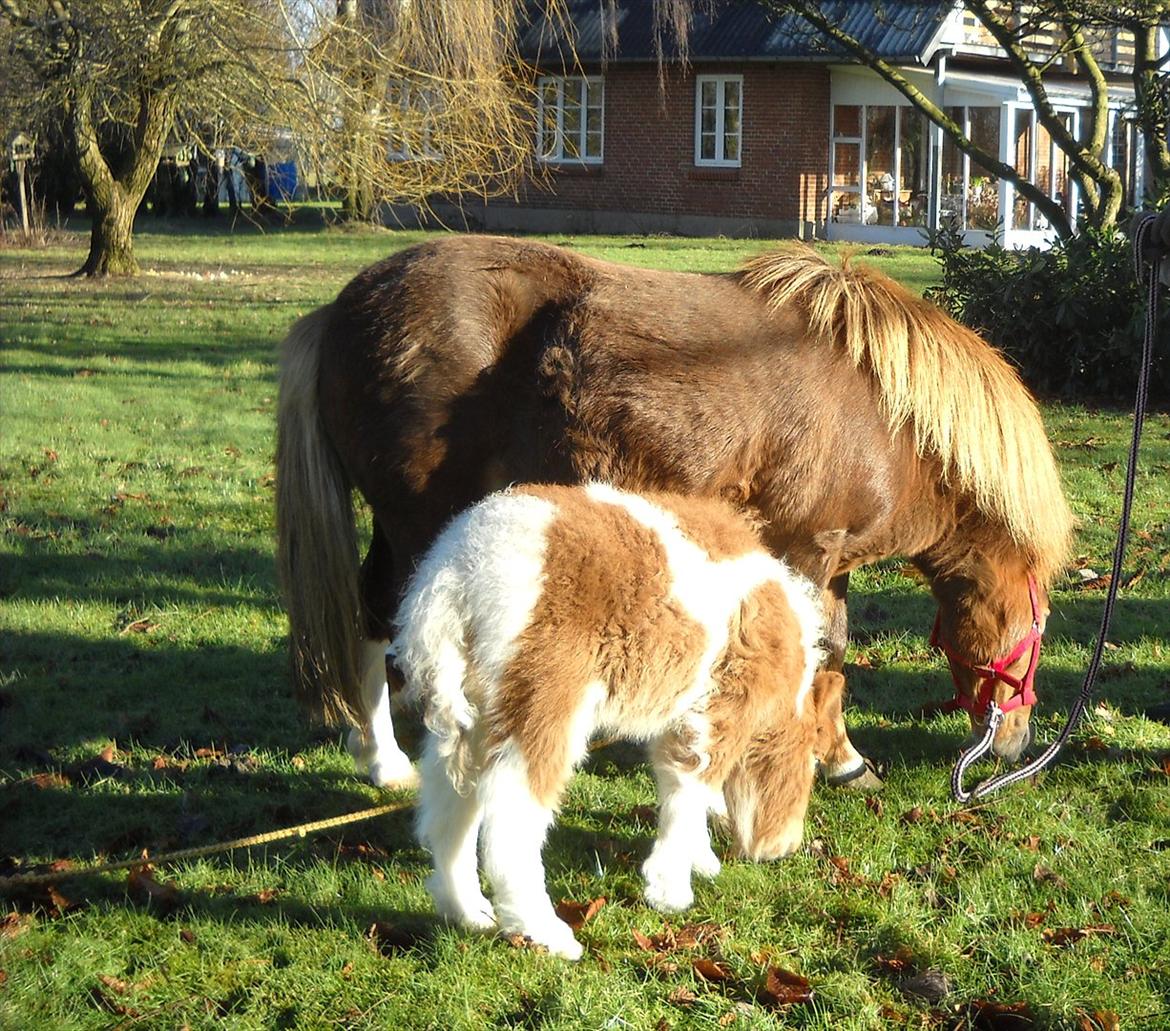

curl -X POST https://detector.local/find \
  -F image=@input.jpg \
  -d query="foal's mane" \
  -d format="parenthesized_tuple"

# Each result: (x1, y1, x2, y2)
(738, 246, 1073, 585)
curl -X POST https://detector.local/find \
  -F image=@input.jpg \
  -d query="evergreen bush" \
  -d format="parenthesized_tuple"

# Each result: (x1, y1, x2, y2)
(925, 222, 1167, 401)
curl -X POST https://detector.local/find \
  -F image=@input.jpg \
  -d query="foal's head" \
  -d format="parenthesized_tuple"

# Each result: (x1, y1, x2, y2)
(724, 671, 846, 861)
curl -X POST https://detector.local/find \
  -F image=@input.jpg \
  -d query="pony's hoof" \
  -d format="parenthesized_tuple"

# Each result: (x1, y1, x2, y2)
(822, 757, 884, 791)
(368, 758, 419, 790)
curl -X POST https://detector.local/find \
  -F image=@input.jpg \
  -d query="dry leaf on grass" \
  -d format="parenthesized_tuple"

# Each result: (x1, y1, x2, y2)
(0, 912, 33, 938)
(963, 998, 1035, 1029)
(692, 957, 733, 983)
(757, 966, 814, 1008)
(667, 986, 698, 1006)
(554, 896, 605, 931)
(1041, 925, 1115, 948)
(127, 864, 181, 913)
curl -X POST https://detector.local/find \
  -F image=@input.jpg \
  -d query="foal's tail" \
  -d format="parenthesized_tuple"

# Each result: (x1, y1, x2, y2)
(275, 304, 362, 726)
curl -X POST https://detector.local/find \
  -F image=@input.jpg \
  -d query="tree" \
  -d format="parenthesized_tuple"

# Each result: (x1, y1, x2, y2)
(0, 1, 551, 276)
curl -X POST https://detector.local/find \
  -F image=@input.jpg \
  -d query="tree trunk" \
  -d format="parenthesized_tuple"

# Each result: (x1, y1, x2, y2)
(78, 185, 138, 276)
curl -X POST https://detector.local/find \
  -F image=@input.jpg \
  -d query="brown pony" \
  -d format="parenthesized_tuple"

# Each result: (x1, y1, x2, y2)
(275, 236, 1073, 788)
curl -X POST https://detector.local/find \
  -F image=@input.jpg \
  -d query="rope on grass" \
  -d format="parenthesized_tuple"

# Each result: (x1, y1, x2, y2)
(0, 799, 414, 891)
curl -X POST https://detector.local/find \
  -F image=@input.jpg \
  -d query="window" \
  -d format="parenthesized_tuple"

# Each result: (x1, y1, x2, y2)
(537, 76, 603, 163)
(695, 75, 742, 166)
(387, 81, 440, 161)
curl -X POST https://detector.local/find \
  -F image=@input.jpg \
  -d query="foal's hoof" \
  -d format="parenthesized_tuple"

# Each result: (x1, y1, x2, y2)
(822, 757, 884, 792)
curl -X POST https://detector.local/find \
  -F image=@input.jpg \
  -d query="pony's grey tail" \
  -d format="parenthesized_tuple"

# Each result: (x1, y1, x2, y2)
(275, 304, 362, 726)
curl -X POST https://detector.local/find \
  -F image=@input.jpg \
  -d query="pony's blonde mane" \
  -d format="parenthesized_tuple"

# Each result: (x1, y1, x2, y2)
(738, 246, 1073, 585)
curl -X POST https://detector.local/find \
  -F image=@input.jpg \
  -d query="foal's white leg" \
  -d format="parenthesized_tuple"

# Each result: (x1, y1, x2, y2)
(347, 639, 416, 788)
(643, 762, 720, 912)
(478, 750, 582, 960)
(416, 739, 495, 931)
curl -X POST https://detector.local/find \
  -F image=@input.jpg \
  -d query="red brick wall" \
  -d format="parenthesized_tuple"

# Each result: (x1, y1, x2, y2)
(495, 62, 831, 227)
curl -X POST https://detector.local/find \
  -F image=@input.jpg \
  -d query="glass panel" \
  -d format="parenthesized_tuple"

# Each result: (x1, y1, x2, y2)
(866, 105, 896, 226)
(701, 80, 717, 110)
(562, 82, 582, 158)
(967, 106, 1001, 230)
(700, 131, 716, 161)
(539, 80, 560, 158)
(723, 81, 741, 162)
(940, 106, 965, 226)
(1012, 108, 1033, 230)
(833, 141, 860, 188)
(586, 80, 603, 112)
(1110, 114, 1130, 208)
(585, 131, 602, 158)
(701, 103, 716, 135)
(834, 105, 860, 138)
(898, 107, 929, 227)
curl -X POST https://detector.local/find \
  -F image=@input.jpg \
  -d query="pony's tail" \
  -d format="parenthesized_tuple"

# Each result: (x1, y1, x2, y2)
(393, 560, 477, 794)
(275, 304, 362, 726)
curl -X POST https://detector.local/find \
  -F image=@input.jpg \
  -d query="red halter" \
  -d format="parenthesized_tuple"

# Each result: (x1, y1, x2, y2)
(930, 575, 1043, 719)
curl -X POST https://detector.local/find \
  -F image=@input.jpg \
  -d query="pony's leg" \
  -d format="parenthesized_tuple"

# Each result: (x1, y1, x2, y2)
(347, 528, 416, 788)
(818, 573, 883, 791)
(416, 739, 494, 931)
(478, 750, 582, 960)
(346, 639, 417, 788)
(643, 752, 720, 912)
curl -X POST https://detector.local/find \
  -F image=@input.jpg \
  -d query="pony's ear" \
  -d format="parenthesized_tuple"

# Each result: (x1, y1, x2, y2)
(810, 671, 846, 759)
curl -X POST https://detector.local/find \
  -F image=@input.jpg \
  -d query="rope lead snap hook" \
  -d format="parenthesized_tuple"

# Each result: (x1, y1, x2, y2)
(950, 703, 1004, 803)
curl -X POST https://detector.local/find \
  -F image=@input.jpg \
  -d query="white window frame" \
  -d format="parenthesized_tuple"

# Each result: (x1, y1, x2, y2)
(536, 76, 604, 164)
(387, 81, 441, 162)
(694, 74, 743, 167)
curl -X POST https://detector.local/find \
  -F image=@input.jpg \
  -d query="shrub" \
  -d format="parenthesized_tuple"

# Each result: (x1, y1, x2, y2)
(925, 222, 1167, 402)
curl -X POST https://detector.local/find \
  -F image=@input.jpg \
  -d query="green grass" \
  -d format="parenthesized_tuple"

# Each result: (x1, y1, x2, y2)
(2, 221, 1168, 1030)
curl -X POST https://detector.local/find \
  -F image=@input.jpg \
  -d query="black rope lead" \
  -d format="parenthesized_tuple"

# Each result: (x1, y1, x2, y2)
(951, 213, 1163, 802)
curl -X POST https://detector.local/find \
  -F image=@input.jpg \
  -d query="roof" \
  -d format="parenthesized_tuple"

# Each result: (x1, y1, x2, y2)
(519, 0, 954, 67)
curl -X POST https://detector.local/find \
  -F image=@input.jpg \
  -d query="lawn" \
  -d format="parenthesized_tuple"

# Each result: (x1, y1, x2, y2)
(1, 220, 1168, 1030)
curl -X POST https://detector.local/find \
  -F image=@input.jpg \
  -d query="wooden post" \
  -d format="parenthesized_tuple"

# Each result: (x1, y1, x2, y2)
(15, 158, 29, 235)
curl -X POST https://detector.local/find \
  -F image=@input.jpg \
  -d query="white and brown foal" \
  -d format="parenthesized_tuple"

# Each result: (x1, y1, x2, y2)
(394, 484, 844, 959)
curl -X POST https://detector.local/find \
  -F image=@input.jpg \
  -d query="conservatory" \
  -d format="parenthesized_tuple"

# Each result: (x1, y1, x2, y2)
(827, 65, 1144, 249)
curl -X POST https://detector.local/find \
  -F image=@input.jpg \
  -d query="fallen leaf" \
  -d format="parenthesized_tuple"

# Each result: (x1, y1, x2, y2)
(252, 888, 279, 904)
(1042, 925, 1115, 948)
(692, 957, 733, 983)
(667, 986, 698, 1006)
(0, 912, 32, 938)
(876, 871, 900, 898)
(127, 864, 181, 912)
(1019, 835, 1041, 852)
(89, 984, 140, 1019)
(98, 974, 130, 994)
(865, 796, 884, 818)
(1013, 910, 1047, 929)
(152, 755, 169, 770)
(718, 1010, 737, 1027)
(900, 806, 924, 825)
(179, 928, 196, 944)
(27, 772, 70, 790)
(674, 922, 725, 949)
(554, 896, 605, 931)
(1032, 863, 1068, 889)
(964, 998, 1034, 1029)
(757, 966, 813, 1008)
(632, 928, 656, 951)
(1092, 1011, 1120, 1031)
(872, 948, 914, 975)
(119, 618, 158, 635)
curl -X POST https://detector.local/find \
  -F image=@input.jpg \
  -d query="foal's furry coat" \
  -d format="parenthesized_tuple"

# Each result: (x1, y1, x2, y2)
(394, 484, 840, 958)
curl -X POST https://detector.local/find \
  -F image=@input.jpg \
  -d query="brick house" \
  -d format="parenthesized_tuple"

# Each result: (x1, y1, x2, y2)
(428, 1, 1157, 247)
